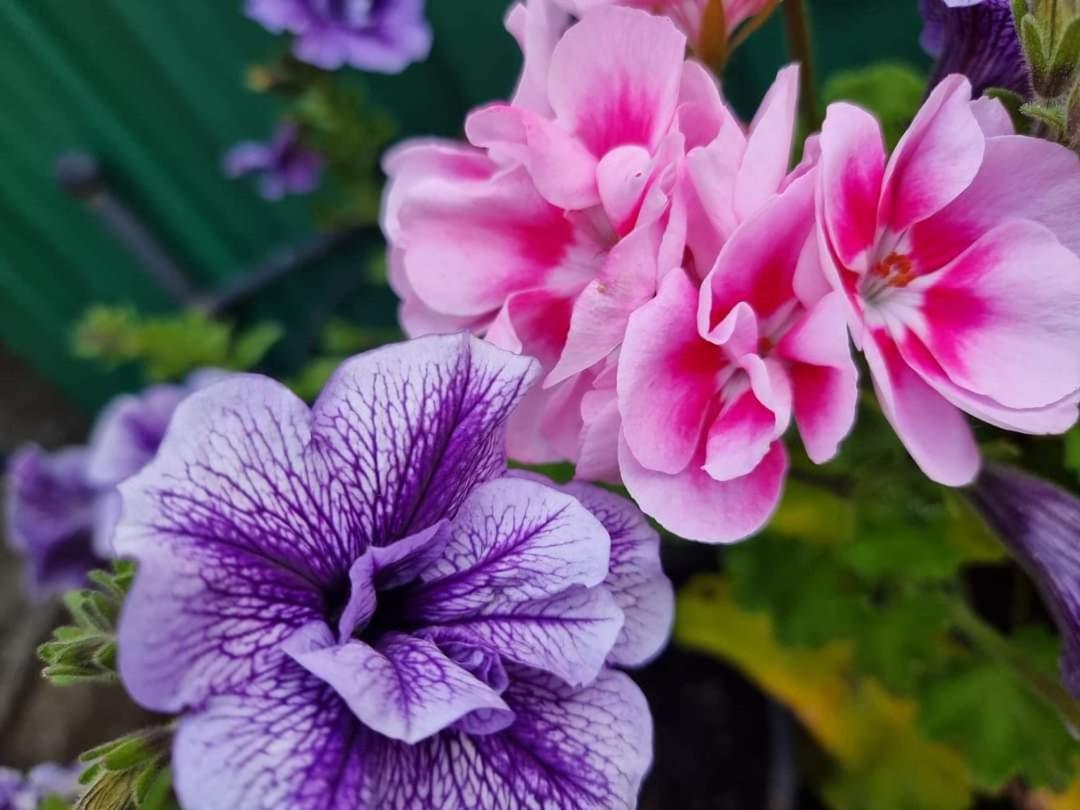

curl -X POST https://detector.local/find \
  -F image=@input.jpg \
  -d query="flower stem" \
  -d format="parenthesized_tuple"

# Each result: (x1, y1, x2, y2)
(783, 0, 821, 132)
(951, 602, 1080, 732)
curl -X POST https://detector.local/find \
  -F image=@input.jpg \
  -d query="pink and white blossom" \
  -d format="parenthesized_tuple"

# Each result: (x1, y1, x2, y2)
(816, 75, 1080, 486)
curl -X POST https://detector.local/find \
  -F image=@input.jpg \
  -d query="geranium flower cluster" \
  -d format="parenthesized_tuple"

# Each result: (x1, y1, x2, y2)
(5, 371, 221, 594)
(114, 334, 673, 809)
(384, 0, 1080, 543)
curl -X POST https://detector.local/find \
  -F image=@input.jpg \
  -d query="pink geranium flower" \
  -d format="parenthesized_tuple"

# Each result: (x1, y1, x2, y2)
(618, 173, 858, 543)
(384, 4, 730, 477)
(816, 76, 1080, 486)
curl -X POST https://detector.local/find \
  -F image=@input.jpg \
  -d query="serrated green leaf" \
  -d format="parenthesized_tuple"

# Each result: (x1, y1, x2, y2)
(919, 660, 1079, 791)
(851, 592, 952, 695)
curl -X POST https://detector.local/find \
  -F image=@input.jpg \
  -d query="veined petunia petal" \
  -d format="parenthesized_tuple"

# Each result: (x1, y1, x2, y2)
(311, 335, 540, 547)
(560, 481, 674, 667)
(878, 75, 984, 234)
(410, 477, 612, 614)
(287, 629, 512, 745)
(173, 657, 376, 810)
(969, 465, 1080, 699)
(372, 667, 652, 810)
(619, 434, 788, 544)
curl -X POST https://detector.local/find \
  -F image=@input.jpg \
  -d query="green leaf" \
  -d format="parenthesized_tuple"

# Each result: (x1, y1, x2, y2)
(919, 660, 1078, 791)
(1023, 15, 1051, 93)
(39, 563, 133, 686)
(850, 592, 952, 695)
(1046, 16, 1080, 97)
(74, 727, 177, 810)
(823, 63, 926, 149)
(73, 307, 281, 381)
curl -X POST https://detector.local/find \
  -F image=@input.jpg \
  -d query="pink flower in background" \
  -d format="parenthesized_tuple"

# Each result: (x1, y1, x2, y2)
(817, 75, 1080, 486)
(549, 0, 776, 46)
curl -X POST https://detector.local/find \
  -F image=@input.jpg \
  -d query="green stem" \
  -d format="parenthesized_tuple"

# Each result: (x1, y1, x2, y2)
(783, 0, 821, 132)
(952, 602, 1080, 731)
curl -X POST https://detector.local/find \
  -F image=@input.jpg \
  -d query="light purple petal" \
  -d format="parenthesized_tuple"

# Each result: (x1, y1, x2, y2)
(86, 384, 187, 489)
(373, 667, 653, 809)
(419, 585, 623, 688)
(223, 142, 273, 177)
(309, 334, 540, 548)
(174, 659, 376, 810)
(5, 444, 101, 595)
(969, 464, 1080, 698)
(562, 481, 674, 668)
(287, 627, 512, 744)
(244, 0, 314, 33)
(411, 477, 613, 614)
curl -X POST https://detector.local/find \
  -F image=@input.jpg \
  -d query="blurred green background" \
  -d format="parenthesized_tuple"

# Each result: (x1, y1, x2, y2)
(0, 0, 928, 411)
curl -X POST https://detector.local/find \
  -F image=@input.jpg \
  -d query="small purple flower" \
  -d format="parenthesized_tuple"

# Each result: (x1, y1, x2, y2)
(969, 464, 1080, 698)
(224, 123, 324, 201)
(246, 0, 433, 74)
(920, 0, 1030, 96)
(5, 445, 103, 596)
(116, 334, 672, 809)
(6, 372, 225, 595)
(0, 763, 82, 809)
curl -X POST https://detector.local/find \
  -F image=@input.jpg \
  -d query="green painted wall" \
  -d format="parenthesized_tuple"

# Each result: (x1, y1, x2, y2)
(0, 0, 927, 412)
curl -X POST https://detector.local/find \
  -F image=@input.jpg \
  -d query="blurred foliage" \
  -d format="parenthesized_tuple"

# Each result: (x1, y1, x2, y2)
(74, 306, 282, 382)
(74, 728, 177, 810)
(286, 316, 402, 401)
(822, 62, 927, 149)
(39, 563, 134, 687)
(679, 404, 1080, 807)
(247, 57, 396, 229)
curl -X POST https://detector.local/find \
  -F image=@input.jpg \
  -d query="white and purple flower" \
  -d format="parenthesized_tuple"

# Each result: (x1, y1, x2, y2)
(246, 0, 432, 74)
(115, 334, 672, 809)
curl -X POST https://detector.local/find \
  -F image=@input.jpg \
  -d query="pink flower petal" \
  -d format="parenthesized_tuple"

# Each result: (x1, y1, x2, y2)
(911, 220, 1080, 410)
(619, 269, 724, 475)
(910, 135, 1080, 271)
(703, 384, 778, 482)
(777, 292, 859, 463)
(734, 64, 800, 221)
(619, 434, 788, 544)
(547, 7, 686, 158)
(878, 75, 984, 234)
(398, 166, 595, 318)
(863, 330, 981, 486)
(819, 102, 887, 271)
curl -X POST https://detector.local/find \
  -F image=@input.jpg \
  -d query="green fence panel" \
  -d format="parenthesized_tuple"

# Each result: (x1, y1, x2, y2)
(0, 0, 927, 413)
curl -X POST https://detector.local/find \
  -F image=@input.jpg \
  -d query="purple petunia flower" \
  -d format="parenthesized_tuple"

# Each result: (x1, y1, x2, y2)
(5, 445, 104, 596)
(920, 0, 1030, 96)
(246, 0, 433, 74)
(5, 371, 225, 595)
(969, 464, 1080, 699)
(224, 123, 325, 201)
(115, 334, 673, 809)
